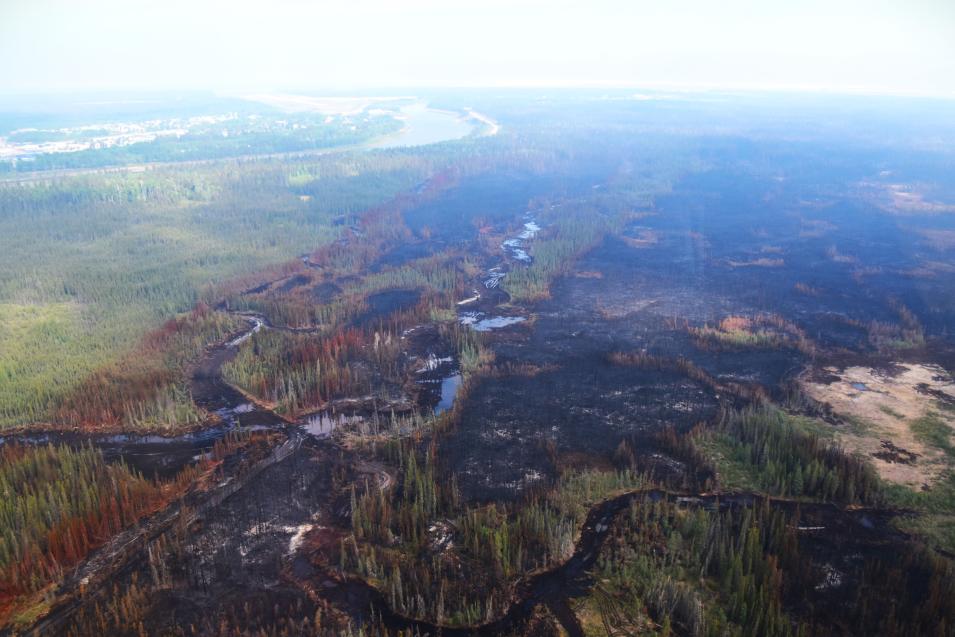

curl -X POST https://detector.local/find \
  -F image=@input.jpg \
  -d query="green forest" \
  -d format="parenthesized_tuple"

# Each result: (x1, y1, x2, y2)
(0, 152, 438, 429)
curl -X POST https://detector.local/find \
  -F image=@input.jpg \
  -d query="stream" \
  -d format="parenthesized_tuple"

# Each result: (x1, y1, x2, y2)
(7, 295, 912, 636)
(0, 315, 285, 478)
(454, 213, 542, 334)
(307, 489, 904, 636)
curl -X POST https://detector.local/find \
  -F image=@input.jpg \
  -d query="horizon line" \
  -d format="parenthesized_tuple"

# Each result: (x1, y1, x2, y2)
(1, 82, 954, 102)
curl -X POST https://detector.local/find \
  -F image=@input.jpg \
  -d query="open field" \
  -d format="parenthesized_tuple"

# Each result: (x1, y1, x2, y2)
(802, 363, 955, 488)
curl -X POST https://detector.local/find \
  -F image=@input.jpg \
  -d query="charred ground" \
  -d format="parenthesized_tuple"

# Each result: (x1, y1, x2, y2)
(2, 92, 955, 636)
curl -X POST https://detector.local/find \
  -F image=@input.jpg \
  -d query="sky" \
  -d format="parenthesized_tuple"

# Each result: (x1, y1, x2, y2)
(1, 0, 954, 97)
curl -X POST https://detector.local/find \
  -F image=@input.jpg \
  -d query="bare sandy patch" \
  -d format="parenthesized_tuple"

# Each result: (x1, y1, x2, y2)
(621, 229, 660, 248)
(826, 245, 857, 264)
(920, 229, 955, 251)
(464, 108, 500, 136)
(858, 181, 955, 215)
(798, 218, 837, 238)
(899, 266, 940, 279)
(801, 363, 955, 488)
(725, 257, 784, 268)
(925, 260, 955, 273)
(794, 282, 821, 296)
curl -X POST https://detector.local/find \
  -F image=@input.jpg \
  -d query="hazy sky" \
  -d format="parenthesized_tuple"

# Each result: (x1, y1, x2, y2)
(2, 0, 954, 96)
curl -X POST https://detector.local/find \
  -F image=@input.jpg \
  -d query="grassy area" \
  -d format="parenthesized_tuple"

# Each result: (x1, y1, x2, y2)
(0, 303, 110, 426)
(879, 404, 906, 420)
(689, 405, 882, 503)
(503, 208, 614, 302)
(692, 325, 782, 348)
(884, 472, 955, 553)
(911, 412, 955, 458)
(695, 434, 763, 492)
(689, 314, 817, 355)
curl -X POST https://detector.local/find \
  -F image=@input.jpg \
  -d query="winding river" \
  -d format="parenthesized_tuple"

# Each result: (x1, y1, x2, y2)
(368, 102, 476, 149)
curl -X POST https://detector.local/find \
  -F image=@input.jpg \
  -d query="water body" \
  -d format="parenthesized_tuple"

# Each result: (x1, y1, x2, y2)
(369, 102, 474, 149)
(460, 312, 526, 331)
(502, 219, 542, 263)
(435, 374, 462, 415)
(301, 411, 362, 438)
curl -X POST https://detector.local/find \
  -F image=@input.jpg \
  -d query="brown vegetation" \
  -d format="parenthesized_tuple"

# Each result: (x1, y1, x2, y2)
(794, 282, 821, 296)
(53, 304, 242, 432)
(686, 313, 817, 356)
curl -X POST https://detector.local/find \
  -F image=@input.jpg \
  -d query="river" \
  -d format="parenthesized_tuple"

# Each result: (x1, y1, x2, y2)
(369, 102, 475, 149)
